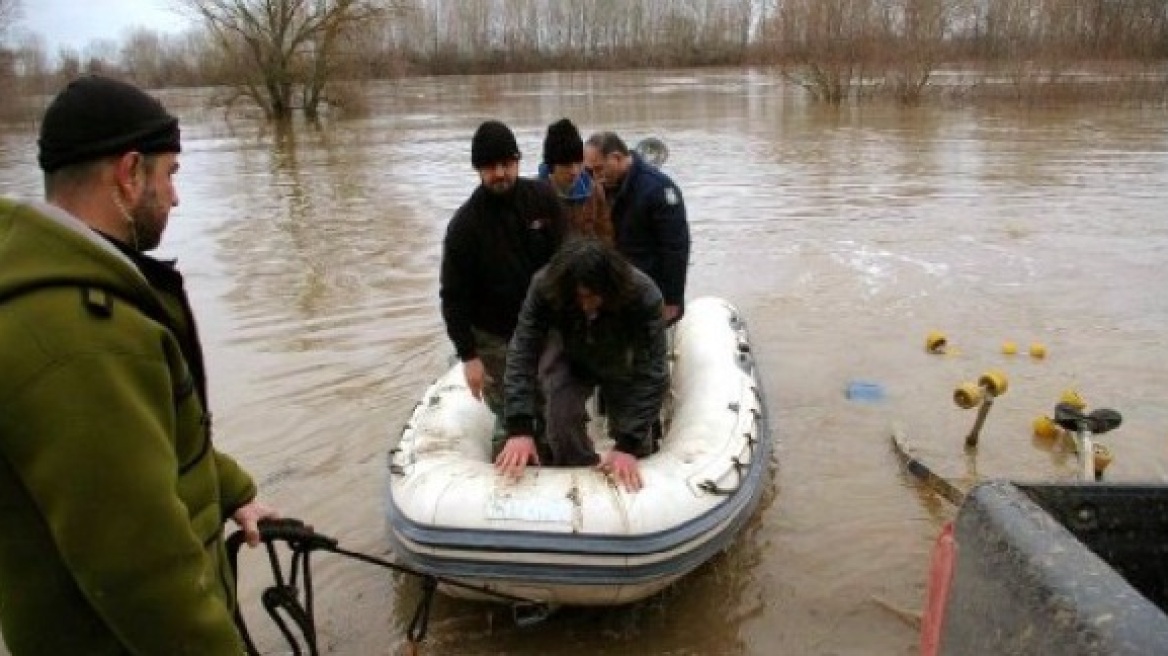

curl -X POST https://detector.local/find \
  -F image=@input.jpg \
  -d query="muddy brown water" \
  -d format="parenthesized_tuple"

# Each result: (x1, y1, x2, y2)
(2, 69, 1167, 655)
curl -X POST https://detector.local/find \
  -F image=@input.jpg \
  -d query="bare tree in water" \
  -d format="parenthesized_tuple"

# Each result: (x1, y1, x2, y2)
(0, 0, 23, 117)
(762, 0, 980, 104)
(176, 0, 400, 121)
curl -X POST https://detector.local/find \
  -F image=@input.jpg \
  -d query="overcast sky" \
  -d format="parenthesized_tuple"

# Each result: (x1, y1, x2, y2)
(22, 0, 191, 53)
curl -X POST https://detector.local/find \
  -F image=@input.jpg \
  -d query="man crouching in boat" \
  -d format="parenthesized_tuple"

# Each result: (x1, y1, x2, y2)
(497, 238, 668, 492)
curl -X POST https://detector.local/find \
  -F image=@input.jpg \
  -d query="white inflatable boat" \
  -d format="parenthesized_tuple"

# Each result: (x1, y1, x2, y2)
(386, 297, 771, 606)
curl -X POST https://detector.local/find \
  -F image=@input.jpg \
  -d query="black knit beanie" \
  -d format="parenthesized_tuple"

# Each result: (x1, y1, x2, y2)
(38, 75, 181, 173)
(471, 120, 520, 169)
(542, 118, 583, 167)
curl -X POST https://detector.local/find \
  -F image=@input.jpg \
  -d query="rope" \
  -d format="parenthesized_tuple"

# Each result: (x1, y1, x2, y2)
(227, 518, 549, 655)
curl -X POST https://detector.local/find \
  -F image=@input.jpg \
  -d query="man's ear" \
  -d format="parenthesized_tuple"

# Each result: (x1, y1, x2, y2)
(112, 151, 143, 198)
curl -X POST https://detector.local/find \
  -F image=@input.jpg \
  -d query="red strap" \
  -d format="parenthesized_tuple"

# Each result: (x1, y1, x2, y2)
(920, 522, 957, 656)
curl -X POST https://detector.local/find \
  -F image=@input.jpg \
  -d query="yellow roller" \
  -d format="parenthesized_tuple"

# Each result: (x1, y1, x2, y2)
(1059, 389, 1086, 411)
(1029, 342, 1047, 359)
(957, 372, 1009, 448)
(978, 370, 1009, 397)
(1033, 415, 1061, 440)
(1093, 443, 1114, 475)
(926, 331, 947, 354)
(953, 381, 983, 410)
(1001, 341, 1018, 355)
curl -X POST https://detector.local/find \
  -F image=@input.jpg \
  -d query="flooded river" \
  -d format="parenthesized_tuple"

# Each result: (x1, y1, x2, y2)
(2, 69, 1167, 655)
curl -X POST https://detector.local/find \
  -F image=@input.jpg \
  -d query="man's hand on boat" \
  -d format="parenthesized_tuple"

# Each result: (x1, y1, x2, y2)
(493, 438, 643, 492)
(464, 357, 490, 400)
(495, 435, 541, 479)
(599, 450, 643, 492)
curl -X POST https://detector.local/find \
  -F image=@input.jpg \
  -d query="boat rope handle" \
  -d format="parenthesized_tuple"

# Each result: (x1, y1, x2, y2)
(388, 447, 406, 475)
(227, 518, 550, 655)
(698, 454, 751, 495)
(699, 402, 761, 495)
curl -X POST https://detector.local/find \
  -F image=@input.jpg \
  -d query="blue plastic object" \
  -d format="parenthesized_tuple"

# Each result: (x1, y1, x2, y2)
(845, 380, 885, 403)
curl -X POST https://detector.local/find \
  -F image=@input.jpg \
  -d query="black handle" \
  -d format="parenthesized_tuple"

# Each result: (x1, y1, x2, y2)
(1053, 403, 1123, 435)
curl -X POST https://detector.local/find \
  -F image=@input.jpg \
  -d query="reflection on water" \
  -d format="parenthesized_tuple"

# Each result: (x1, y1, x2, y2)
(2, 70, 1168, 655)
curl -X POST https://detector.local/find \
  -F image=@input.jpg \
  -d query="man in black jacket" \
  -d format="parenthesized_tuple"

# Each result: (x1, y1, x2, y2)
(497, 239, 668, 492)
(440, 120, 566, 454)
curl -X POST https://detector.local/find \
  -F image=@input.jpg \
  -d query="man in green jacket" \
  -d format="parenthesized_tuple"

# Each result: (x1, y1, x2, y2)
(0, 76, 278, 655)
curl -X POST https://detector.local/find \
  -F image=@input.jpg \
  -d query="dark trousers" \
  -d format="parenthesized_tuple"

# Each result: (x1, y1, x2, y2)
(540, 331, 654, 466)
(473, 328, 514, 458)
(471, 328, 508, 417)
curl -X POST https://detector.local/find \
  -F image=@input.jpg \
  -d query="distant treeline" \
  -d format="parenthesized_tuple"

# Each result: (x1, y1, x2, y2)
(2, 0, 1166, 118)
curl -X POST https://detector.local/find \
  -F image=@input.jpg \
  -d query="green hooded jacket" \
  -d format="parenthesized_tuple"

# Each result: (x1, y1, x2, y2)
(0, 198, 255, 655)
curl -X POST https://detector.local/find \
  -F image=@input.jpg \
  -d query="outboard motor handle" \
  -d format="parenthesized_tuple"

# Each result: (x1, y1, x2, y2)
(1053, 403, 1123, 434)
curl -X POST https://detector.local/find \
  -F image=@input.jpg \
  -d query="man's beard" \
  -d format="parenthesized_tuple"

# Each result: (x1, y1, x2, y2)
(129, 185, 166, 251)
(485, 177, 516, 195)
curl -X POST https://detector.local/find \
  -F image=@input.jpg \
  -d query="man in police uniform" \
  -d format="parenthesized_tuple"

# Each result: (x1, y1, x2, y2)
(583, 132, 690, 324)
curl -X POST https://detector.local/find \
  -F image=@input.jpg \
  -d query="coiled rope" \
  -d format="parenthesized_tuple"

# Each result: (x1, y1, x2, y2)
(227, 518, 550, 655)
